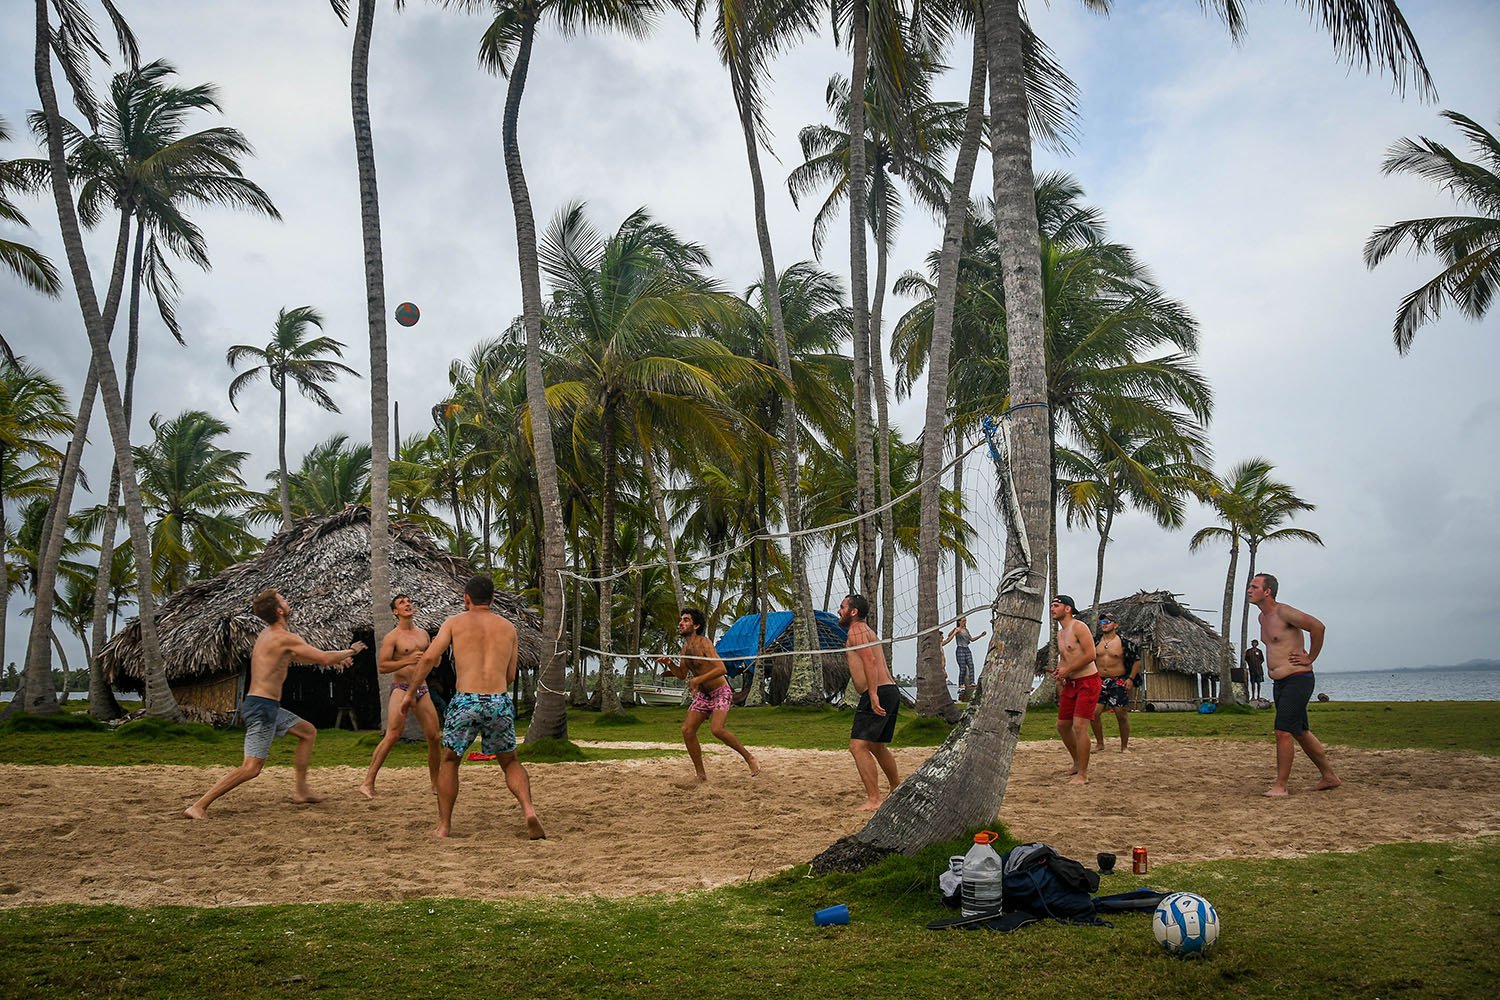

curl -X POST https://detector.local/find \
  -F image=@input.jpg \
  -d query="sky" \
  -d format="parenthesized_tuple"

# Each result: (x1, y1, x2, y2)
(2, 1, 1497, 678)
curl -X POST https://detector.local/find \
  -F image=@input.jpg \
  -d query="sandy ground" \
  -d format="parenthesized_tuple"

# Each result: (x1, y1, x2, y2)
(2, 738, 1497, 908)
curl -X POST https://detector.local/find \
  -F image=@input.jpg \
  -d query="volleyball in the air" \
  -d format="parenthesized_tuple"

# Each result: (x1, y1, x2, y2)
(395, 302, 420, 327)
(1152, 892, 1219, 957)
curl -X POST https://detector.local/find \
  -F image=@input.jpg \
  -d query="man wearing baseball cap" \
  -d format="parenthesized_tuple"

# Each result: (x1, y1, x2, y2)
(1050, 595, 1099, 784)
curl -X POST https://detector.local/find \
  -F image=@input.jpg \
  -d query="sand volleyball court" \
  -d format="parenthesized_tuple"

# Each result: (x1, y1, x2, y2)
(3, 738, 1497, 908)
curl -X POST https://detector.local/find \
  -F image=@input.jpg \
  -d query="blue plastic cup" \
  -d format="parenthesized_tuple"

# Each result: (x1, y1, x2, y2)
(814, 903, 850, 926)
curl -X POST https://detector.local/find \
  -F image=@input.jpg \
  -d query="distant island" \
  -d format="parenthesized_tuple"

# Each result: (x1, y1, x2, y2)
(1391, 659, 1500, 673)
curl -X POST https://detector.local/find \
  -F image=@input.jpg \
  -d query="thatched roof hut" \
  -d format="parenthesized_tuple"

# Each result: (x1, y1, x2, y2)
(1030, 590, 1226, 710)
(99, 506, 542, 727)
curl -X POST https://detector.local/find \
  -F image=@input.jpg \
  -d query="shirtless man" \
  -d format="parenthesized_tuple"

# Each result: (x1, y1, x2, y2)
(656, 608, 759, 786)
(1248, 573, 1341, 797)
(839, 594, 900, 810)
(404, 574, 544, 839)
(1090, 613, 1139, 753)
(359, 594, 441, 799)
(184, 588, 366, 819)
(1050, 595, 1099, 785)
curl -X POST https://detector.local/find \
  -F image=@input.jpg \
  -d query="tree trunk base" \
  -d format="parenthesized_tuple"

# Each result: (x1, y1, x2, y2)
(810, 834, 896, 875)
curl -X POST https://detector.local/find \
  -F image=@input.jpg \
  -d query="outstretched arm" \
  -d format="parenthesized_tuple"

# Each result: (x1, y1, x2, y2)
(287, 637, 366, 668)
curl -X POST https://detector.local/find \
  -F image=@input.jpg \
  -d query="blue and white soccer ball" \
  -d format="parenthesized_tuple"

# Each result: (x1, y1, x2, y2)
(1152, 892, 1220, 957)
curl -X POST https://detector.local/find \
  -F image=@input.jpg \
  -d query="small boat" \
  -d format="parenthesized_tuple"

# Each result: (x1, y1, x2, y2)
(628, 672, 689, 707)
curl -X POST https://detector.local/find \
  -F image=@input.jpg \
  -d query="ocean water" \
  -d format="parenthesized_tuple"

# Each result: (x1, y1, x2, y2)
(1297, 667, 1500, 703)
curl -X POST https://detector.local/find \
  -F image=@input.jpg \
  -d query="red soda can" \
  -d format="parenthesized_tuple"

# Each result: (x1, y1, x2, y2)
(1132, 846, 1148, 874)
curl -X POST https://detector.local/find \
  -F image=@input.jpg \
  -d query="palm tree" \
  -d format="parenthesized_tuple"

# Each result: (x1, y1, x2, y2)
(828, 0, 1430, 862)
(690, 0, 825, 706)
(1364, 110, 1500, 355)
(1235, 473, 1322, 680)
(270, 434, 372, 521)
(539, 204, 766, 713)
(445, 0, 663, 739)
(0, 359, 72, 708)
(226, 306, 360, 531)
(133, 410, 258, 595)
(789, 68, 964, 657)
(0, 114, 63, 302)
(29, 0, 181, 720)
(1057, 420, 1208, 616)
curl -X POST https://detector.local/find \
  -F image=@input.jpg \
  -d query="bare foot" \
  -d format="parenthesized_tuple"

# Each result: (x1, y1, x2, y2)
(747, 757, 761, 777)
(526, 816, 547, 840)
(673, 777, 707, 790)
(1060, 766, 1078, 776)
(290, 791, 328, 805)
(1093, 743, 1106, 752)
(1067, 775, 1089, 785)
(858, 799, 883, 811)
(433, 825, 451, 839)
(183, 805, 207, 820)
(1313, 776, 1342, 791)
(1263, 787, 1290, 798)
(358, 783, 376, 800)
(1119, 746, 1132, 754)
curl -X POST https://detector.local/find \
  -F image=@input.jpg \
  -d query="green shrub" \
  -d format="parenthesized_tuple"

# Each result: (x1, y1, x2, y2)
(0, 712, 107, 735)
(516, 737, 589, 762)
(115, 717, 220, 743)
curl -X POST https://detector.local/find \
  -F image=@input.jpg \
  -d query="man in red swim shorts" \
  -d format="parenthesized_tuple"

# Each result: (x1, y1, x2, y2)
(657, 608, 759, 787)
(1051, 595, 1100, 785)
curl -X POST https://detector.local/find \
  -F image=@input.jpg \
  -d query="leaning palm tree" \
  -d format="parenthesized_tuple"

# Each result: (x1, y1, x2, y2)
(443, 0, 662, 737)
(823, 0, 1430, 864)
(1364, 110, 1500, 355)
(226, 306, 361, 531)
(690, 0, 825, 705)
(29, 0, 180, 720)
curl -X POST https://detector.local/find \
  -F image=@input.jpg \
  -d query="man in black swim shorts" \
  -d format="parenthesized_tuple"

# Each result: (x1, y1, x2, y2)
(839, 594, 900, 811)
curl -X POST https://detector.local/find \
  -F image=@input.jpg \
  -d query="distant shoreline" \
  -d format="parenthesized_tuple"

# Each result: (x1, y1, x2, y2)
(1331, 661, 1500, 675)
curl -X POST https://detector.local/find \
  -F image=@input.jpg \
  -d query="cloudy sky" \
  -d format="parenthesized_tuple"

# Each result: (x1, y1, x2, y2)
(3, 1, 1497, 677)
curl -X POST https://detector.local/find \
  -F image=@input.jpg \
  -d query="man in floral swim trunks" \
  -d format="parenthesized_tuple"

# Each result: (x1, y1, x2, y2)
(657, 608, 759, 786)
(404, 575, 544, 839)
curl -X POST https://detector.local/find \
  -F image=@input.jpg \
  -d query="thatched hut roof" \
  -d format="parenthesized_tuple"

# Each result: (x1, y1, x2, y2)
(1035, 590, 1224, 675)
(100, 506, 542, 687)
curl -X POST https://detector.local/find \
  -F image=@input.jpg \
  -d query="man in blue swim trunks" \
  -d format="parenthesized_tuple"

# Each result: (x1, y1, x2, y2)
(405, 575, 545, 839)
(1249, 573, 1342, 798)
(184, 588, 365, 819)
(360, 594, 442, 799)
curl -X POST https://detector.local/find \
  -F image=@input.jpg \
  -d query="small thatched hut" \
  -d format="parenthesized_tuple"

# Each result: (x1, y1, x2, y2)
(99, 506, 541, 728)
(1030, 590, 1225, 710)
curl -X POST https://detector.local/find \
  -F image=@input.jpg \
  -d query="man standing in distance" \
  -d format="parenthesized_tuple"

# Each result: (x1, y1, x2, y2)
(185, 588, 365, 819)
(839, 594, 900, 810)
(1248, 573, 1341, 797)
(1244, 639, 1266, 701)
(404, 575, 545, 839)
(360, 594, 441, 799)
(943, 616, 987, 701)
(657, 608, 759, 785)
(1090, 613, 1139, 753)
(1051, 595, 1099, 785)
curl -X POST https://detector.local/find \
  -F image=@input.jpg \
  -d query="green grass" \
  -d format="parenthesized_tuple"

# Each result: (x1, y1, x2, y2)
(1, 836, 1494, 999)
(2, 701, 1494, 767)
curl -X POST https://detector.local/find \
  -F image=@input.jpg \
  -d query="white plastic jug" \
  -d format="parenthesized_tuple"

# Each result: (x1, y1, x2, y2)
(960, 830, 1004, 916)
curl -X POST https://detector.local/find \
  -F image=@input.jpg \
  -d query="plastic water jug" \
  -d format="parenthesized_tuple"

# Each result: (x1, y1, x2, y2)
(960, 830, 1004, 916)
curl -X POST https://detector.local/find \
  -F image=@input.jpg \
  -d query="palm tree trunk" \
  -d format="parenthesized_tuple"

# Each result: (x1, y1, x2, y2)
(277, 382, 292, 529)
(870, 171, 897, 669)
(504, 17, 570, 741)
(1047, 431, 1060, 667)
(641, 446, 684, 609)
(352, 0, 396, 728)
(33, 0, 178, 721)
(847, 1, 880, 602)
(815, 0, 1053, 864)
(1218, 541, 1240, 705)
(596, 405, 622, 715)
(725, 53, 820, 705)
(916, 26, 984, 725)
(1239, 538, 1258, 680)
(1090, 503, 1115, 617)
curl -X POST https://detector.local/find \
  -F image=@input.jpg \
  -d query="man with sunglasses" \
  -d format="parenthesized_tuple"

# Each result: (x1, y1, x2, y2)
(1090, 613, 1140, 753)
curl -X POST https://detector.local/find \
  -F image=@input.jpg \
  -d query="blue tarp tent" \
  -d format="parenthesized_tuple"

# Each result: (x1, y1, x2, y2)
(715, 610, 848, 678)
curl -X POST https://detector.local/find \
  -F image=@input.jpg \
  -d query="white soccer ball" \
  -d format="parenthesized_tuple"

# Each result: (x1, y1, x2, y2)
(1152, 892, 1220, 957)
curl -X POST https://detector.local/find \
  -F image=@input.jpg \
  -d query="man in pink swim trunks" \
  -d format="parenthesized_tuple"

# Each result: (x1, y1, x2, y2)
(657, 608, 759, 786)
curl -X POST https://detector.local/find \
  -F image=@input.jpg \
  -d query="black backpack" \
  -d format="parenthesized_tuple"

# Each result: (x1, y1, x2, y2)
(1001, 843, 1102, 923)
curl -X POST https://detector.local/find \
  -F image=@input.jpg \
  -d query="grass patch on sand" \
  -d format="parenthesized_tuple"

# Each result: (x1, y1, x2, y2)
(2, 701, 1495, 767)
(0, 836, 1494, 999)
